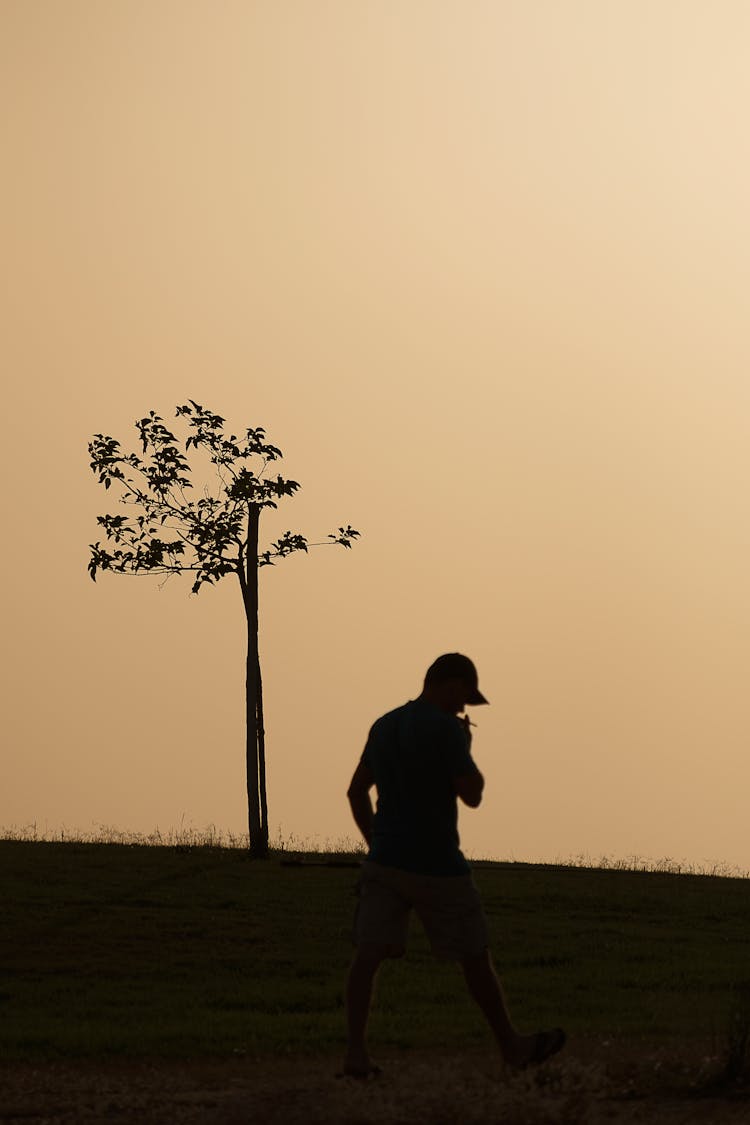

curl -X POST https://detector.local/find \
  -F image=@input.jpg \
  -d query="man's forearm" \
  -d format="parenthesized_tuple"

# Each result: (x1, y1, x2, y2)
(348, 792, 373, 846)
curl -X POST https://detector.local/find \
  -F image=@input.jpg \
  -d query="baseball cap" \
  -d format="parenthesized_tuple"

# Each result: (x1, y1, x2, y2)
(424, 653, 489, 705)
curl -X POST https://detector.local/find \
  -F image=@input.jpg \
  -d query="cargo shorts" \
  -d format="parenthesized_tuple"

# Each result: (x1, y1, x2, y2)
(353, 860, 489, 961)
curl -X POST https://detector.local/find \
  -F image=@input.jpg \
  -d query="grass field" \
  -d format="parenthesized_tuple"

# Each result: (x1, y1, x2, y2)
(2, 836, 750, 1122)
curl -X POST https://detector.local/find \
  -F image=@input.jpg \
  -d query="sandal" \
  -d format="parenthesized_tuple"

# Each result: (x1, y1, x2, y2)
(336, 1063, 383, 1080)
(525, 1027, 566, 1067)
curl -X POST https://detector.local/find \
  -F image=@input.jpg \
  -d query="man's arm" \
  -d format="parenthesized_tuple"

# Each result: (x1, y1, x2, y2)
(454, 768, 485, 808)
(452, 716, 485, 807)
(347, 759, 375, 846)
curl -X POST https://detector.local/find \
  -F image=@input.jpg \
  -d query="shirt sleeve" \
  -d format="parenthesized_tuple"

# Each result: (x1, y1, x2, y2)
(361, 723, 377, 772)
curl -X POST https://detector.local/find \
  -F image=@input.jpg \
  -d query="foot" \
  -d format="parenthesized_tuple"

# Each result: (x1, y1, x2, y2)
(512, 1027, 566, 1069)
(339, 1049, 382, 1079)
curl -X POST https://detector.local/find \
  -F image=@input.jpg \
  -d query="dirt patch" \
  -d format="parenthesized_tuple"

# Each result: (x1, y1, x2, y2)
(1, 1045, 749, 1124)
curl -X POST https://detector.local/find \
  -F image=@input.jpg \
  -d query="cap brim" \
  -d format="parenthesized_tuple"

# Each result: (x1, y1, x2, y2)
(467, 688, 489, 706)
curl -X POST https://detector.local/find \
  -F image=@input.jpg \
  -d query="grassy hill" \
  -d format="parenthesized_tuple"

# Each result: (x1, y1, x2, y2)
(2, 838, 750, 1063)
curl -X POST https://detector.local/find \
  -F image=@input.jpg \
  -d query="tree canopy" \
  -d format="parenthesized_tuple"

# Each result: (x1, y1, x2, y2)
(88, 400, 359, 591)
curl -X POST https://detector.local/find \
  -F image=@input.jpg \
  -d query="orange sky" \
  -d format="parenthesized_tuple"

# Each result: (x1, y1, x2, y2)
(3, 1, 750, 868)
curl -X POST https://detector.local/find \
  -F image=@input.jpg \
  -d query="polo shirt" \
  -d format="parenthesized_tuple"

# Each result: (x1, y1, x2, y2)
(361, 698, 479, 876)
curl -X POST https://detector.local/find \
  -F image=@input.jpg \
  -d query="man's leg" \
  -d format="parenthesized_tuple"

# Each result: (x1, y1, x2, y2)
(461, 948, 540, 1067)
(344, 945, 387, 1075)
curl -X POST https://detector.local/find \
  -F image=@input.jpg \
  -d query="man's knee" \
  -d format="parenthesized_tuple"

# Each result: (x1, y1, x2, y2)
(353, 942, 404, 966)
(460, 946, 492, 974)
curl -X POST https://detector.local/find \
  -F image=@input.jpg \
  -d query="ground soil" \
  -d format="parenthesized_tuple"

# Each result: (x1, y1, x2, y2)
(2, 1044, 750, 1125)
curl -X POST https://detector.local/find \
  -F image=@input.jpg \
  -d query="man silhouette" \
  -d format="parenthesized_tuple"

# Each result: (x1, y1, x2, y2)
(343, 653, 565, 1076)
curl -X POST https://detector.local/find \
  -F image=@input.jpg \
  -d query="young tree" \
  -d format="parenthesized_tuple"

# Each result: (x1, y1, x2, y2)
(87, 401, 359, 858)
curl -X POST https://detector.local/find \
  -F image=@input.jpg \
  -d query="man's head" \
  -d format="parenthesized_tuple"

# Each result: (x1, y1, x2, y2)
(421, 653, 489, 714)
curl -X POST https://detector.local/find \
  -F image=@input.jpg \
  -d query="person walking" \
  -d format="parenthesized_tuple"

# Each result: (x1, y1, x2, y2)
(343, 653, 565, 1077)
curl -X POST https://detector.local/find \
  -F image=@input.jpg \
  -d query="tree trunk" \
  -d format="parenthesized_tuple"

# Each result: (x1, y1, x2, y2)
(257, 657, 268, 852)
(244, 505, 268, 858)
